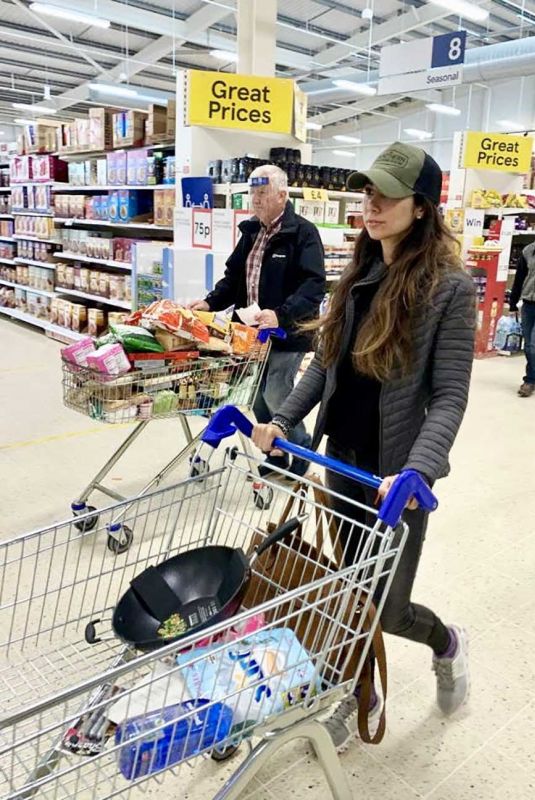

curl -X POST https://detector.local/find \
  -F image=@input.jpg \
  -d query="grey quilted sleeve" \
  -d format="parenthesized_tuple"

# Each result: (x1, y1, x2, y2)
(272, 350, 327, 428)
(403, 275, 476, 483)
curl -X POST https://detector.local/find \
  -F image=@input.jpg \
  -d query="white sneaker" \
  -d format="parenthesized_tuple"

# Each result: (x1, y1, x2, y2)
(432, 625, 470, 715)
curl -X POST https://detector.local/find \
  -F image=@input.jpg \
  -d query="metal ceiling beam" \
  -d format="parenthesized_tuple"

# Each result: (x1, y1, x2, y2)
(45, 2, 233, 114)
(10, 0, 104, 73)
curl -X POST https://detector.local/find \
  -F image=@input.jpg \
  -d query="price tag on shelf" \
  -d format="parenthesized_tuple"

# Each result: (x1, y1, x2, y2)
(192, 209, 212, 250)
(303, 188, 329, 202)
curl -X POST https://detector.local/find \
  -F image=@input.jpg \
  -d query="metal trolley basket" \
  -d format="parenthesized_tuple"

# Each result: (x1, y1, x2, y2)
(0, 406, 438, 800)
(61, 331, 281, 553)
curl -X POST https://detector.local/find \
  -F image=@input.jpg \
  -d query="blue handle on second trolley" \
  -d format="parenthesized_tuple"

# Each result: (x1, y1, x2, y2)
(202, 405, 438, 527)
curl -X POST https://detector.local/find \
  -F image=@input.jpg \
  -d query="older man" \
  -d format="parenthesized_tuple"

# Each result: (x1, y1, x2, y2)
(190, 164, 325, 477)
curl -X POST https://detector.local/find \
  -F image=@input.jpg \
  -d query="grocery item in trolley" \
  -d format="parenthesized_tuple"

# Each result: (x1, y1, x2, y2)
(112, 517, 303, 652)
(115, 699, 233, 780)
(176, 627, 318, 727)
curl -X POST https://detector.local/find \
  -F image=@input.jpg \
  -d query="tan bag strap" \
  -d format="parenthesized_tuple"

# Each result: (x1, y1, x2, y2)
(356, 602, 387, 745)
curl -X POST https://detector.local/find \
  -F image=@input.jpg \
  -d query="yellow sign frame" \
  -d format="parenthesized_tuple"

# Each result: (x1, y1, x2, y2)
(463, 131, 533, 173)
(187, 70, 294, 134)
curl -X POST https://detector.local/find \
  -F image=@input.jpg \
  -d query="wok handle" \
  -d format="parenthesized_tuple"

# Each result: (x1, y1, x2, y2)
(201, 405, 438, 528)
(251, 516, 307, 563)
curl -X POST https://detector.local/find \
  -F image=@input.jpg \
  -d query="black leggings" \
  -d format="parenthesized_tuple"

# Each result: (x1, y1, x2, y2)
(325, 439, 449, 655)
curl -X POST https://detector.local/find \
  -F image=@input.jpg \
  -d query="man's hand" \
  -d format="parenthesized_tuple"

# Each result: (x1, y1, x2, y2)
(376, 474, 419, 511)
(256, 309, 279, 329)
(188, 300, 210, 312)
(252, 423, 286, 456)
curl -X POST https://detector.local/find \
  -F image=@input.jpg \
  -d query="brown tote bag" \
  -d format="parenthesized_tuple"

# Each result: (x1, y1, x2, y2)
(242, 475, 387, 744)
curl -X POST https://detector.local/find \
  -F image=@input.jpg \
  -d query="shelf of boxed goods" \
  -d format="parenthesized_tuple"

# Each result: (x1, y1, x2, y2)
(53, 251, 132, 271)
(12, 210, 55, 217)
(0, 187, 10, 193)
(13, 234, 63, 244)
(53, 218, 173, 232)
(54, 287, 131, 310)
(14, 257, 56, 269)
(212, 183, 364, 202)
(0, 305, 85, 341)
(54, 184, 171, 192)
(0, 214, 13, 220)
(0, 257, 16, 266)
(52, 142, 175, 160)
(0, 279, 55, 298)
(0, 235, 14, 243)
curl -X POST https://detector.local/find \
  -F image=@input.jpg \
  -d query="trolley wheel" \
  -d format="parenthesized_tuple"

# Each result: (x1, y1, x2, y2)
(107, 525, 133, 555)
(189, 456, 208, 480)
(211, 743, 240, 762)
(253, 485, 274, 511)
(73, 506, 99, 533)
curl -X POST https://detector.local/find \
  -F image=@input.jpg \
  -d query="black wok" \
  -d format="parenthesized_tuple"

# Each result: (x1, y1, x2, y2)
(112, 516, 304, 652)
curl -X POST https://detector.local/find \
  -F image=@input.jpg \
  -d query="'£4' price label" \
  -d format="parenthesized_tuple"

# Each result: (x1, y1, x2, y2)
(303, 188, 329, 202)
(192, 209, 212, 249)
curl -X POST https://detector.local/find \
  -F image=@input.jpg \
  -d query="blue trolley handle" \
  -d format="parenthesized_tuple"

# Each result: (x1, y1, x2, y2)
(201, 405, 438, 528)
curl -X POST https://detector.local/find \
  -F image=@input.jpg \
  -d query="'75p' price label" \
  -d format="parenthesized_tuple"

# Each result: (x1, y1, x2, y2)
(192, 209, 212, 249)
(303, 188, 329, 202)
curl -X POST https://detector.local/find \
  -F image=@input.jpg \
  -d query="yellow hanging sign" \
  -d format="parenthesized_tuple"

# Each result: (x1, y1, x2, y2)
(187, 70, 294, 134)
(463, 131, 533, 173)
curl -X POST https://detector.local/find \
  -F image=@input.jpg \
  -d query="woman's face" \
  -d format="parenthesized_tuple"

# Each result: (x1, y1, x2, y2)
(362, 184, 420, 247)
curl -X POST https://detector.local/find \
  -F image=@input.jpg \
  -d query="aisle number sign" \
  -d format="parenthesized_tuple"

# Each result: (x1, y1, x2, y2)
(378, 30, 465, 95)
(463, 131, 533, 173)
(187, 70, 294, 134)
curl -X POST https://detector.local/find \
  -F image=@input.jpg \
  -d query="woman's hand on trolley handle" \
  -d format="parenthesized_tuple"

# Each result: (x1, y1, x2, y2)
(252, 423, 286, 458)
(377, 474, 419, 511)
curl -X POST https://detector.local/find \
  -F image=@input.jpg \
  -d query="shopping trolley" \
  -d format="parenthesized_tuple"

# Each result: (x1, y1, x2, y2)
(62, 330, 283, 553)
(0, 405, 438, 800)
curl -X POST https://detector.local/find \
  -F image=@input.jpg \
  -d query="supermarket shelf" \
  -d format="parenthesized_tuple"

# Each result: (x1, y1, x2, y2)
(0, 235, 14, 243)
(212, 183, 364, 200)
(0, 279, 55, 297)
(512, 230, 535, 236)
(54, 287, 131, 309)
(54, 218, 173, 232)
(53, 142, 175, 160)
(12, 209, 55, 217)
(55, 184, 174, 192)
(0, 257, 16, 266)
(11, 182, 70, 189)
(13, 235, 62, 243)
(0, 214, 13, 220)
(478, 207, 535, 215)
(0, 187, 10, 193)
(53, 251, 132, 270)
(14, 258, 56, 269)
(0, 305, 85, 340)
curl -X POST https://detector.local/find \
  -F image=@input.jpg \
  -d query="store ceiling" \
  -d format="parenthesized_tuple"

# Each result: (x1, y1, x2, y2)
(0, 0, 534, 134)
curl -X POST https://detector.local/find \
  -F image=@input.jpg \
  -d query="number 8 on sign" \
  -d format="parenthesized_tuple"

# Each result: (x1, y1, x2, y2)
(431, 30, 466, 69)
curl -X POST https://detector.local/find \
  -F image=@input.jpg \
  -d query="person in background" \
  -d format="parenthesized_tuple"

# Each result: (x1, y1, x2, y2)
(252, 142, 476, 750)
(509, 241, 535, 397)
(189, 164, 325, 477)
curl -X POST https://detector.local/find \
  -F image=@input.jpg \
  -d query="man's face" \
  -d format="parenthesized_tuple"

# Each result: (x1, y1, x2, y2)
(250, 181, 286, 226)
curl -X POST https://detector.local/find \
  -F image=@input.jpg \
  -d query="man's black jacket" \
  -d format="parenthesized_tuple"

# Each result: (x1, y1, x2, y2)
(205, 201, 326, 351)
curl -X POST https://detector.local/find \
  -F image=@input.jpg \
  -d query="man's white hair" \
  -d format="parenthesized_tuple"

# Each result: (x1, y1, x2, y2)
(250, 164, 289, 196)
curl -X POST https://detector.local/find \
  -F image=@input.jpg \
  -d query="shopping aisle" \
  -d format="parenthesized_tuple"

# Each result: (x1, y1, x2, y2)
(1, 317, 535, 799)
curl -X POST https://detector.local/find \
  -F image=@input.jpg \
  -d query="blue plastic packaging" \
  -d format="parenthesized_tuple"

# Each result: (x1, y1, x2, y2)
(115, 699, 233, 780)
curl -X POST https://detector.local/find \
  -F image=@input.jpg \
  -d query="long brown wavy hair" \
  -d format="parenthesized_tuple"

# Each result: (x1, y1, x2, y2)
(311, 195, 462, 381)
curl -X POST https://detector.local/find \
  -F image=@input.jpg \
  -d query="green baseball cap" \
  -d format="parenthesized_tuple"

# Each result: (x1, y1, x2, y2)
(347, 142, 442, 205)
